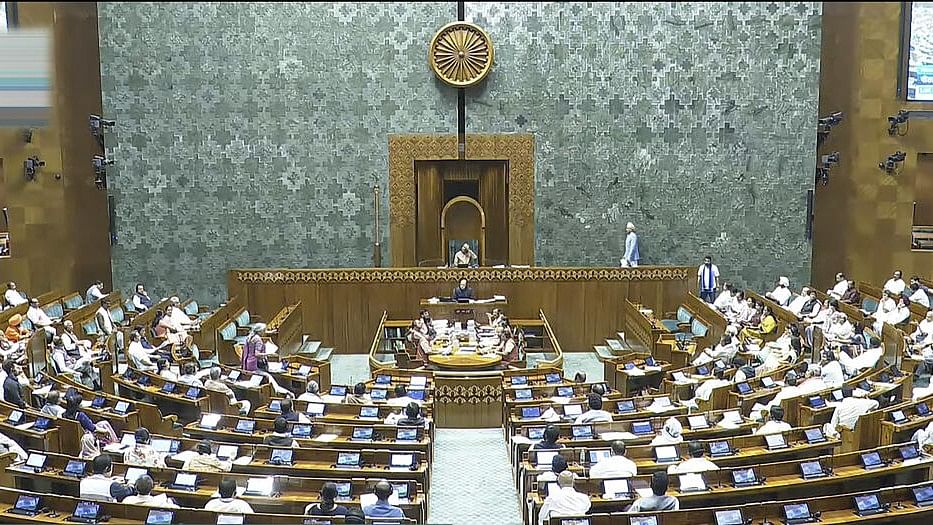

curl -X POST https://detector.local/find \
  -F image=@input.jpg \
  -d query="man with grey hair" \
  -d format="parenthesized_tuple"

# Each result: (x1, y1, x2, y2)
(203, 367, 250, 414)
(538, 470, 591, 523)
(298, 380, 322, 402)
(453, 243, 478, 267)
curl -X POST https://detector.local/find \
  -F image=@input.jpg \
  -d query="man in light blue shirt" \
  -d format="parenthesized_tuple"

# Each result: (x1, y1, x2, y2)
(622, 222, 640, 267)
(363, 480, 404, 518)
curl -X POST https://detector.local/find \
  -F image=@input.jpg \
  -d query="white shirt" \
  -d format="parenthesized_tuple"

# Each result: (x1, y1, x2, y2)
(910, 289, 931, 308)
(694, 378, 729, 402)
(169, 307, 192, 327)
(769, 286, 792, 306)
(887, 305, 910, 326)
(96, 307, 114, 333)
(883, 278, 906, 296)
(667, 457, 719, 474)
(697, 264, 720, 291)
(205, 498, 254, 514)
(537, 487, 591, 524)
(825, 320, 854, 341)
(132, 293, 151, 311)
(828, 280, 849, 299)
(828, 397, 879, 431)
(4, 290, 26, 307)
(387, 395, 422, 407)
(755, 420, 792, 435)
(86, 285, 105, 303)
(79, 474, 115, 502)
(820, 360, 845, 388)
(787, 294, 809, 316)
(766, 385, 801, 409)
(588, 455, 637, 478)
(574, 409, 613, 424)
(297, 392, 323, 403)
(27, 306, 53, 326)
(128, 342, 155, 370)
(913, 319, 933, 343)
(123, 494, 178, 508)
(160, 369, 179, 382)
(713, 290, 733, 312)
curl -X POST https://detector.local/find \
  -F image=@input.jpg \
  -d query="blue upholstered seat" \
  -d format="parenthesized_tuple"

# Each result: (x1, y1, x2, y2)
(660, 306, 693, 332)
(63, 295, 84, 310)
(43, 303, 64, 320)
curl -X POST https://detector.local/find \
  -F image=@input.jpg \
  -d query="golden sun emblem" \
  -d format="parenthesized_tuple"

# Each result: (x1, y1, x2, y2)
(429, 22, 494, 88)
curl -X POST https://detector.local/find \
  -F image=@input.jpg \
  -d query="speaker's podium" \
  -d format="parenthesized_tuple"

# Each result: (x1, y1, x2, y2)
(419, 297, 507, 327)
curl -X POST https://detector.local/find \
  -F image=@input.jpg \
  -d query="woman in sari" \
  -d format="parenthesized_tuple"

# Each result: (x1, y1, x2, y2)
(241, 323, 267, 372)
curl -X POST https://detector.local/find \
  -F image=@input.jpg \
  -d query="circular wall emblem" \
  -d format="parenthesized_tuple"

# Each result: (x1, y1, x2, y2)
(429, 22, 494, 88)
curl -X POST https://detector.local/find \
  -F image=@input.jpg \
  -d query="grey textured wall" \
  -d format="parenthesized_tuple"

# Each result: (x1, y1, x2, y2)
(99, 2, 456, 302)
(466, 2, 822, 292)
(100, 2, 821, 302)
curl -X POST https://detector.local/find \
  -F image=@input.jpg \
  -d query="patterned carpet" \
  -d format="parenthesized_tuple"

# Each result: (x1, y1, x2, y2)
(429, 428, 523, 525)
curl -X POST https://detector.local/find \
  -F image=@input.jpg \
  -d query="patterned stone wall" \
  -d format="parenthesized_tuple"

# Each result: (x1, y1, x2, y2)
(100, 2, 821, 302)
(99, 2, 456, 302)
(465, 2, 822, 292)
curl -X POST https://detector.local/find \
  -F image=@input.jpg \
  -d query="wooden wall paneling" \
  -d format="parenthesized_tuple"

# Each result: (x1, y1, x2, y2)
(415, 162, 444, 266)
(477, 161, 508, 265)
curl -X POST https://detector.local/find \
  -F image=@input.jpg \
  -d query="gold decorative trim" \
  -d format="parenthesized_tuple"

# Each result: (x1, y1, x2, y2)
(388, 133, 535, 267)
(233, 266, 692, 284)
(435, 383, 502, 404)
(429, 22, 494, 87)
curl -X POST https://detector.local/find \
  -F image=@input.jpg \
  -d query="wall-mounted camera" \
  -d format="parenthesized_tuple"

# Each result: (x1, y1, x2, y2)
(887, 110, 909, 136)
(815, 151, 840, 186)
(89, 115, 115, 137)
(92, 155, 115, 190)
(23, 156, 45, 181)
(879, 151, 906, 174)
(817, 111, 844, 147)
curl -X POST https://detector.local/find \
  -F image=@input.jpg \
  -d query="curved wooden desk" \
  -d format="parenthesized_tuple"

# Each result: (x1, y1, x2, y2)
(428, 352, 502, 370)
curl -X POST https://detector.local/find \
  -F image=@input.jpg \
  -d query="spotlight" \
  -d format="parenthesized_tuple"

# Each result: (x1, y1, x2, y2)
(23, 156, 45, 181)
(887, 110, 909, 135)
(879, 151, 906, 174)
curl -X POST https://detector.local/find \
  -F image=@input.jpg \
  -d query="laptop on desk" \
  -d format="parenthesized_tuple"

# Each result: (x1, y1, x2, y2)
(8, 495, 41, 516)
(782, 502, 818, 524)
(291, 424, 312, 438)
(168, 472, 198, 491)
(853, 493, 887, 516)
(243, 477, 274, 497)
(269, 449, 293, 466)
(351, 427, 373, 441)
(601, 478, 630, 500)
(799, 460, 826, 480)
(68, 501, 102, 524)
(145, 509, 175, 525)
(708, 440, 733, 458)
(336, 451, 361, 469)
(396, 428, 418, 442)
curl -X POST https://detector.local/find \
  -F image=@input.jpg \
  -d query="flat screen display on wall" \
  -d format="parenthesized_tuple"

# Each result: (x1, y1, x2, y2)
(907, 2, 933, 101)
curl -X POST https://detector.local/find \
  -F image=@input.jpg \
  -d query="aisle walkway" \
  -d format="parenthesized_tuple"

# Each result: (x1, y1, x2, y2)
(429, 428, 523, 525)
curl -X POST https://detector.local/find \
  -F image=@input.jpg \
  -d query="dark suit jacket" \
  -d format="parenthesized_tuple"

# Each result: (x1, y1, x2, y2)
(453, 286, 475, 300)
(3, 376, 24, 408)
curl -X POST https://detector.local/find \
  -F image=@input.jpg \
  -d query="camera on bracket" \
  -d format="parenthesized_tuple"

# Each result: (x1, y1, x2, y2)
(24, 156, 45, 181)
(815, 151, 840, 186)
(92, 155, 115, 190)
(887, 110, 909, 135)
(89, 115, 115, 136)
(878, 151, 906, 174)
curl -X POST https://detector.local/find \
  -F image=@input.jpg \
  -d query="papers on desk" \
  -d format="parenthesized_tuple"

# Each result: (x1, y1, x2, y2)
(427, 297, 440, 304)
(472, 298, 497, 304)
(103, 443, 130, 454)
(32, 385, 52, 398)
(623, 368, 646, 377)
(644, 366, 663, 372)
(511, 435, 534, 445)
(600, 431, 637, 441)
(635, 487, 654, 499)
(80, 400, 93, 408)
(232, 456, 253, 466)
(14, 422, 34, 431)
(493, 295, 506, 301)
(549, 396, 571, 405)
(314, 433, 339, 443)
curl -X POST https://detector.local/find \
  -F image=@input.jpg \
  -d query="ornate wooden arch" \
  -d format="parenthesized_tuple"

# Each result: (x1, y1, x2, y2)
(441, 196, 486, 266)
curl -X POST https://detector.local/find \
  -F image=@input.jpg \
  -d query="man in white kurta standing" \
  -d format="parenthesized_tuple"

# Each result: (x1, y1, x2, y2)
(621, 222, 640, 267)
(698, 256, 720, 304)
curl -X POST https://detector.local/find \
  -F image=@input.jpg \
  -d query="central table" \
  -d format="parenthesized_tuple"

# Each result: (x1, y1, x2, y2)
(427, 352, 502, 370)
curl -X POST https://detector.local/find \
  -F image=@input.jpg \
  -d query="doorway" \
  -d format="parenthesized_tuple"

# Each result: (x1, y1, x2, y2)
(415, 160, 508, 267)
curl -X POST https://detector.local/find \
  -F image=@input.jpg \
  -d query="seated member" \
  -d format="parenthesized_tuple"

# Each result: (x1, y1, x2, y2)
(827, 273, 849, 300)
(363, 480, 404, 518)
(825, 385, 879, 437)
(176, 362, 203, 387)
(132, 283, 154, 311)
(205, 478, 254, 514)
(279, 398, 302, 423)
(497, 331, 520, 363)
(453, 278, 475, 300)
(344, 382, 370, 404)
(26, 298, 56, 335)
(538, 453, 570, 482)
(755, 406, 792, 435)
(387, 402, 426, 427)
(122, 475, 178, 508)
(575, 393, 613, 424)
(766, 277, 792, 306)
(298, 380, 323, 402)
(203, 367, 251, 414)
(388, 384, 421, 407)
(263, 417, 299, 448)
(86, 280, 106, 304)
(80, 455, 119, 502)
(588, 440, 637, 478)
(667, 441, 719, 474)
(712, 283, 735, 313)
(40, 390, 66, 418)
(538, 471, 591, 524)
(530, 424, 564, 451)
(627, 471, 679, 512)
(453, 243, 478, 267)
(304, 482, 350, 516)
(3, 282, 26, 308)
(183, 439, 233, 473)
(124, 427, 166, 468)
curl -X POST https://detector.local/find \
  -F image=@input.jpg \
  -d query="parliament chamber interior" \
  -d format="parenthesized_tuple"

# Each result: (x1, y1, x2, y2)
(3, 1, 933, 524)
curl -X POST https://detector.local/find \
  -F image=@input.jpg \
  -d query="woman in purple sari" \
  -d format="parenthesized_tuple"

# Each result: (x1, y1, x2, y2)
(241, 323, 267, 372)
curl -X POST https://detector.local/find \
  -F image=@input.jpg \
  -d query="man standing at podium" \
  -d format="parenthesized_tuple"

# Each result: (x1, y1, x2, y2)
(453, 243, 478, 267)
